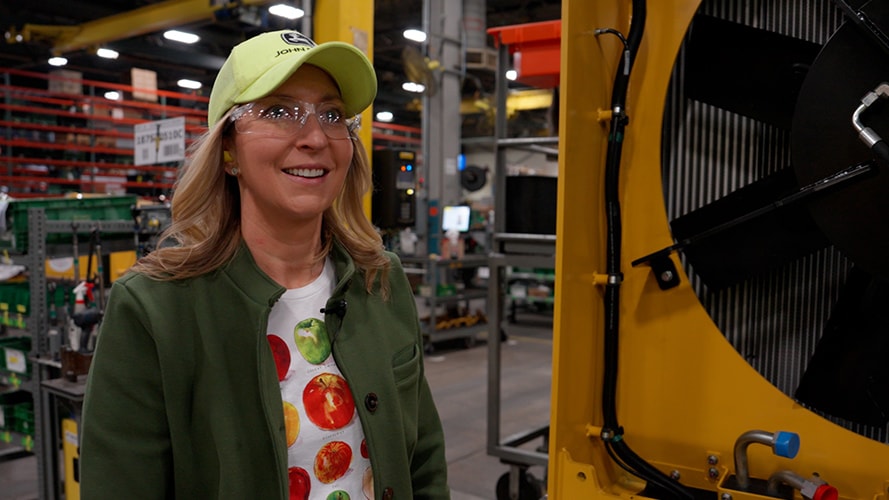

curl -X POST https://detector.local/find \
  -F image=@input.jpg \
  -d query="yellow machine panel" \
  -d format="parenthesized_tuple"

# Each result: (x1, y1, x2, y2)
(551, 0, 889, 498)
(45, 251, 136, 282)
(63, 418, 80, 500)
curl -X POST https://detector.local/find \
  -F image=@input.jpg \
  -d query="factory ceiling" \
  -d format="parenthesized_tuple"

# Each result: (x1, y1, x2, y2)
(0, 0, 562, 135)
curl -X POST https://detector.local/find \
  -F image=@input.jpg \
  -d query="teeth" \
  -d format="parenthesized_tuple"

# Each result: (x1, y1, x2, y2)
(284, 168, 325, 178)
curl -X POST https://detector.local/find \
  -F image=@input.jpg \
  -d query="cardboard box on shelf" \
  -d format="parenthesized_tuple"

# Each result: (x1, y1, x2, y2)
(94, 136, 116, 148)
(47, 69, 83, 95)
(131, 68, 158, 103)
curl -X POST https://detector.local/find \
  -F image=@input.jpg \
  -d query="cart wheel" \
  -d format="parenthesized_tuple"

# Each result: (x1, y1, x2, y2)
(463, 335, 477, 349)
(495, 469, 542, 500)
(423, 339, 435, 355)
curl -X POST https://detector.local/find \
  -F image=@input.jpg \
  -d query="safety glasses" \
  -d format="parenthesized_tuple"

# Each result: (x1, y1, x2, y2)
(229, 96, 359, 140)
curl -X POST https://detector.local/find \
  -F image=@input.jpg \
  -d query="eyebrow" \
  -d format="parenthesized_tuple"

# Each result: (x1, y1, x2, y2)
(263, 93, 345, 105)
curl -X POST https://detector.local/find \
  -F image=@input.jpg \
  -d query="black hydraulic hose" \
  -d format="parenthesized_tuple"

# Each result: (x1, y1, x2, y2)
(873, 140, 889, 164)
(598, 1, 694, 498)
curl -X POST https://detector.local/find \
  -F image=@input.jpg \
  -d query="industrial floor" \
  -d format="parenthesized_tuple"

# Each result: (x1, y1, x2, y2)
(0, 313, 553, 500)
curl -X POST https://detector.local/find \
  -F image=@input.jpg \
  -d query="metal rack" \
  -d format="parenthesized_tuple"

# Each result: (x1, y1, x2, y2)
(23, 208, 134, 499)
(403, 254, 489, 350)
(485, 27, 559, 498)
(487, 234, 554, 497)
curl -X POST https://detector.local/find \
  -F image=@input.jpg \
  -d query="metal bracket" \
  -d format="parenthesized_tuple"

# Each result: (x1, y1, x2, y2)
(649, 252, 680, 290)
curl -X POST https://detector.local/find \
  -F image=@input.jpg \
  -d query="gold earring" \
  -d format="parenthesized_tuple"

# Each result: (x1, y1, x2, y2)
(223, 151, 233, 162)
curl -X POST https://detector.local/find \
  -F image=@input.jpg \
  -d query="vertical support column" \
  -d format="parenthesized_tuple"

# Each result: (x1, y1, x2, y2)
(313, 0, 375, 218)
(493, 41, 509, 234)
(423, 0, 463, 255)
(28, 208, 56, 500)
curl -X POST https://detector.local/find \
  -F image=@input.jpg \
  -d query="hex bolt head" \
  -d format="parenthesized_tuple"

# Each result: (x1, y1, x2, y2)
(660, 270, 674, 282)
(670, 470, 681, 480)
(722, 494, 733, 500)
(707, 454, 719, 465)
(708, 467, 719, 479)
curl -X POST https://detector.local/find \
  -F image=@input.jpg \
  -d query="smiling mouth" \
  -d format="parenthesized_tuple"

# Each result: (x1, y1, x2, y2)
(283, 168, 326, 178)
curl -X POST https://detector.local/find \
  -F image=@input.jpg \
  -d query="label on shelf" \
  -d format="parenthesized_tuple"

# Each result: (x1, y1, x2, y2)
(4, 348, 25, 374)
(134, 116, 186, 166)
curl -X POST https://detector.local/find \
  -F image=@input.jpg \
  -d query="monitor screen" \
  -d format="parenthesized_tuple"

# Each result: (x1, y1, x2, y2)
(441, 205, 471, 232)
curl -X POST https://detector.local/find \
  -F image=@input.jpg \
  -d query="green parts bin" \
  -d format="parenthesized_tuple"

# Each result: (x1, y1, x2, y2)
(0, 195, 137, 253)
(0, 390, 33, 436)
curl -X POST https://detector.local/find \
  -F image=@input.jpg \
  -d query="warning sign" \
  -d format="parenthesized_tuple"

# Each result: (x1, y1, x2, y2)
(134, 116, 185, 166)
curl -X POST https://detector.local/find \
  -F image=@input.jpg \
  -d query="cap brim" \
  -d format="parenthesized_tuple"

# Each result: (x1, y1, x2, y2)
(233, 41, 377, 117)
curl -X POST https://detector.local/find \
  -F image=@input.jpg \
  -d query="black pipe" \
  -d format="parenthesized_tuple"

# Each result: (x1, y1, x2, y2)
(598, 1, 694, 498)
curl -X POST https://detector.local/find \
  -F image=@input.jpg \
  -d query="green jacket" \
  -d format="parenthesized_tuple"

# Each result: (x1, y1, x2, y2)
(80, 242, 450, 499)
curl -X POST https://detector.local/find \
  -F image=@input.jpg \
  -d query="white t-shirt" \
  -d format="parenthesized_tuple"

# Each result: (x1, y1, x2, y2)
(266, 258, 373, 499)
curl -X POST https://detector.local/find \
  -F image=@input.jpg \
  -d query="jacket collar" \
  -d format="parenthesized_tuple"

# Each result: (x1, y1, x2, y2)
(222, 239, 358, 305)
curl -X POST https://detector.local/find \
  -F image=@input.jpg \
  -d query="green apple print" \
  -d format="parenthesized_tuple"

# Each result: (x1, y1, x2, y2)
(294, 317, 331, 364)
(326, 491, 350, 500)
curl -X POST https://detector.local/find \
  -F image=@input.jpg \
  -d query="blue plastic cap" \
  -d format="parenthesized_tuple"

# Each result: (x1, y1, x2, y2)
(773, 431, 801, 458)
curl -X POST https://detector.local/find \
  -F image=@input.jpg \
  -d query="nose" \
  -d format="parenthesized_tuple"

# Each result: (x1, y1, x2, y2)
(294, 112, 329, 148)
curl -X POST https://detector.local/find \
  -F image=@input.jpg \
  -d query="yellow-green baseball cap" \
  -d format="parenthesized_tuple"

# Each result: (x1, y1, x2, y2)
(208, 30, 377, 126)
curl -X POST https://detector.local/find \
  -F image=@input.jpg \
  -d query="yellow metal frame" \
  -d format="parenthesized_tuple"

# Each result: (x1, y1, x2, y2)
(551, 1, 889, 498)
(313, 0, 375, 218)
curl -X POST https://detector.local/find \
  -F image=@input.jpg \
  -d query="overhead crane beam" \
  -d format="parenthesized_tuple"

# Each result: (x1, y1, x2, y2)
(7, 0, 273, 56)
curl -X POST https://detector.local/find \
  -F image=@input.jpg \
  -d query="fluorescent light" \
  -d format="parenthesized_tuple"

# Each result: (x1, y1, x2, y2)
(48, 56, 67, 67)
(269, 4, 304, 19)
(104, 91, 121, 100)
(97, 48, 119, 59)
(164, 30, 200, 44)
(402, 82, 425, 93)
(506, 69, 517, 81)
(403, 29, 427, 43)
(376, 111, 394, 122)
(177, 79, 202, 90)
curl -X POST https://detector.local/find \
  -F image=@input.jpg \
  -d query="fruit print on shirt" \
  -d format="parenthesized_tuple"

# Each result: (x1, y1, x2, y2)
(294, 317, 331, 364)
(303, 373, 355, 430)
(266, 261, 373, 500)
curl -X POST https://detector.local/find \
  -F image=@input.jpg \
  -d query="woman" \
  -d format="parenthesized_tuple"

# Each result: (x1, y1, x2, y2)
(80, 30, 450, 500)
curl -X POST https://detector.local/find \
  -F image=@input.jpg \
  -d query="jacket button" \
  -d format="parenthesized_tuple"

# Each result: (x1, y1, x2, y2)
(382, 487, 394, 499)
(364, 393, 379, 413)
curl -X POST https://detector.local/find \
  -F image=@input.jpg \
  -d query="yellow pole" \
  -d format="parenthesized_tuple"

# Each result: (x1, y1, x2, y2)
(313, 0, 375, 218)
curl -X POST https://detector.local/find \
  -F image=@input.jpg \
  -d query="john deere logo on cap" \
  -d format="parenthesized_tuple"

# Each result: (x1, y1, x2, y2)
(281, 31, 315, 47)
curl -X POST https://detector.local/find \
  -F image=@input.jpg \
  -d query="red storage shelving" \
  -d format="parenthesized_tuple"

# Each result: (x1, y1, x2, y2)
(0, 68, 208, 197)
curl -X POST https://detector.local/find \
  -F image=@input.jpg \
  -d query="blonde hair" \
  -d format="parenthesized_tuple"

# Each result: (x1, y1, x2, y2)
(131, 110, 390, 295)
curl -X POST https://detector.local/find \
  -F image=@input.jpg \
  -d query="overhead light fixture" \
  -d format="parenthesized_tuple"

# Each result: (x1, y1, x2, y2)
(104, 91, 121, 101)
(97, 48, 119, 59)
(403, 29, 427, 43)
(269, 4, 305, 20)
(48, 56, 67, 67)
(506, 69, 518, 81)
(376, 111, 394, 122)
(164, 30, 200, 44)
(177, 79, 202, 90)
(402, 82, 425, 93)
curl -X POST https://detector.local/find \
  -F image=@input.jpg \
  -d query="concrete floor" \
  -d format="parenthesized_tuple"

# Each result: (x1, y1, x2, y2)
(0, 315, 553, 500)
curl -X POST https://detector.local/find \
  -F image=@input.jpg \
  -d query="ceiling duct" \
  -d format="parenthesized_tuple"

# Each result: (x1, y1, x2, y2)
(463, 0, 496, 71)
